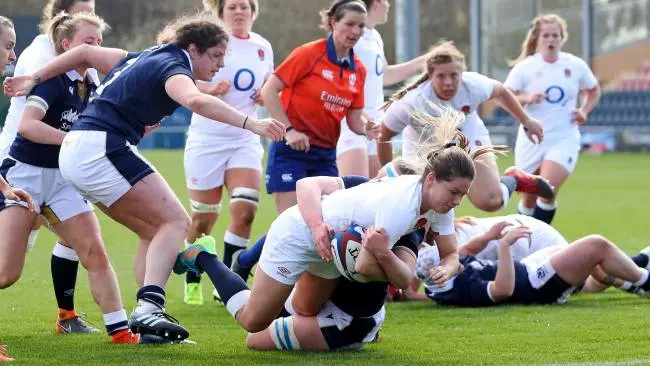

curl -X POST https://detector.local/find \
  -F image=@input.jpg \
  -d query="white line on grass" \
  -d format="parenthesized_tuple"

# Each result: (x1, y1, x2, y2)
(544, 359, 650, 366)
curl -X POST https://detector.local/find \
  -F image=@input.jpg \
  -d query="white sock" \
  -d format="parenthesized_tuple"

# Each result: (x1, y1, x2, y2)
(499, 183, 510, 208)
(224, 231, 249, 248)
(518, 201, 534, 216)
(536, 198, 557, 211)
(620, 281, 633, 290)
(103, 309, 128, 326)
(52, 242, 79, 261)
(633, 268, 649, 287)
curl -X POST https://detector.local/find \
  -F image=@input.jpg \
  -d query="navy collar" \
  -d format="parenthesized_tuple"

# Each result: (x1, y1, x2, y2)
(326, 35, 356, 71)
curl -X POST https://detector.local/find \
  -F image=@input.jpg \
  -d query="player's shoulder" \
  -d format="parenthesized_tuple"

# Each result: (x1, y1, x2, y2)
(559, 52, 589, 67)
(249, 32, 273, 51)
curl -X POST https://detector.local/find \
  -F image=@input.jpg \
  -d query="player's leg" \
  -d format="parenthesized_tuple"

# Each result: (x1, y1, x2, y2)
(222, 143, 263, 268)
(367, 141, 381, 179)
(246, 315, 329, 351)
(0, 206, 35, 289)
(183, 142, 224, 304)
(466, 153, 506, 212)
(533, 159, 571, 224)
(336, 119, 371, 177)
(232, 233, 267, 281)
(52, 211, 137, 343)
(551, 235, 650, 289)
(291, 271, 338, 316)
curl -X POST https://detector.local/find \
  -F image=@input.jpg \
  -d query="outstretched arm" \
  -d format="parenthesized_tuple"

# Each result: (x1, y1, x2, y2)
(488, 226, 531, 302)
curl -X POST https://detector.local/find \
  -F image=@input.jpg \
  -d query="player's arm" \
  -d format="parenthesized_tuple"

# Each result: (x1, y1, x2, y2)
(578, 85, 601, 116)
(17, 106, 66, 145)
(355, 228, 417, 289)
(383, 55, 426, 86)
(458, 221, 512, 256)
(488, 226, 531, 302)
(491, 81, 544, 143)
(296, 176, 344, 241)
(345, 108, 366, 135)
(0, 176, 35, 212)
(260, 75, 291, 127)
(4, 45, 127, 97)
(427, 234, 460, 288)
(165, 74, 284, 141)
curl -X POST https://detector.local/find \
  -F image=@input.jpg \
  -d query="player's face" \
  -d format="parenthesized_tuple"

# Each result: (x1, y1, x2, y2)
(192, 41, 227, 81)
(370, 0, 390, 25)
(68, 0, 96, 15)
(430, 61, 462, 100)
(538, 22, 563, 56)
(423, 173, 471, 214)
(0, 26, 16, 75)
(62, 22, 103, 53)
(332, 11, 366, 51)
(221, 0, 254, 35)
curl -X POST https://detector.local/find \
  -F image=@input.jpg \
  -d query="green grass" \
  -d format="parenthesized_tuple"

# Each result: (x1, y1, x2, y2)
(1, 151, 649, 365)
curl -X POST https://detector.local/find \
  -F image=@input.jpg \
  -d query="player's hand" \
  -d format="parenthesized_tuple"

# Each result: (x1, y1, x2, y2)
(285, 129, 311, 152)
(499, 225, 532, 247)
(428, 265, 451, 288)
(365, 120, 381, 140)
(253, 88, 264, 106)
(483, 221, 512, 241)
(311, 222, 334, 261)
(206, 80, 231, 97)
(361, 227, 390, 255)
(522, 118, 544, 144)
(525, 92, 546, 104)
(1, 186, 36, 212)
(3, 74, 38, 97)
(572, 108, 587, 125)
(246, 118, 285, 141)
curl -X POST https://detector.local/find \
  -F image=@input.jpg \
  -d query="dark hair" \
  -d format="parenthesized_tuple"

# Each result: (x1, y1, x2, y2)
(203, 0, 259, 19)
(319, 0, 367, 32)
(48, 12, 106, 55)
(169, 17, 229, 54)
(40, 0, 94, 33)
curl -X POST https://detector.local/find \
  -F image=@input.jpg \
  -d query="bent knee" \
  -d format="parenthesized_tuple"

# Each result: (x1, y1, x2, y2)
(231, 205, 257, 227)
(0, 270, 22, 289)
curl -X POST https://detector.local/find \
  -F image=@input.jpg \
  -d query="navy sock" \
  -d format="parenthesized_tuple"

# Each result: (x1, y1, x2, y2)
(185, 271, 201, 284)
(137, 285, 166, 309)
(197, 252, 248, 304)
(631, 253, 649, 268)
(239, 234, 266, 268)
(51, 255, 78, 311)
(532, 204, 556, 224)
(223, 242, 239, 269)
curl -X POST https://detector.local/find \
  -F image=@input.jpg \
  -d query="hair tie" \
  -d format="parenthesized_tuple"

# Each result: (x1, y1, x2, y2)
(444, 141, 457, 149)
(62, 14, 73, 21)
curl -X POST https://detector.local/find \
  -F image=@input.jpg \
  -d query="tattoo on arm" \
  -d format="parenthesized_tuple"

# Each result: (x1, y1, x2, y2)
(599, 275, 616, 286)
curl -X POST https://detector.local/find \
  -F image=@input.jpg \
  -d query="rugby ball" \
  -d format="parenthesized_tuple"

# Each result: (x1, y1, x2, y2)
(330, 224, 368, 283)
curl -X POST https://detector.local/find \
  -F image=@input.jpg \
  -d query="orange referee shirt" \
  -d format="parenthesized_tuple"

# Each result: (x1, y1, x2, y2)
(275, 35, 366, 149)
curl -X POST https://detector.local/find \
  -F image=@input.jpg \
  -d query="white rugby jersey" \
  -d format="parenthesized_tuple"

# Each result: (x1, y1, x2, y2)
(0, 35, 55, 159)
(504, 52, 598, 139)
(317, 175, 455, 248)
(188, 32, 274, 142)
(456, 214, 568, 262)
(355, 27, 385, 121)
(0, 35, 99, 159)
(383, 72, 497, 158)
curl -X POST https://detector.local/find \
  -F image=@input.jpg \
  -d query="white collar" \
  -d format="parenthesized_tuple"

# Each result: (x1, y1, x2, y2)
(181, 49, 193, 72)
(65, 69, 100, 86)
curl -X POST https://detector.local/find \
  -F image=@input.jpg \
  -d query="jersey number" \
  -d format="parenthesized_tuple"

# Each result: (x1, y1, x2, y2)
(92, 56, 140, 100)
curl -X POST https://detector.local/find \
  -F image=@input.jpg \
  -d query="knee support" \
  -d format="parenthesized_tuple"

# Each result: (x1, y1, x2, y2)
(230, 187, 259, 208)
(269, 316, 301, 350)
(189, 199, 222, 214)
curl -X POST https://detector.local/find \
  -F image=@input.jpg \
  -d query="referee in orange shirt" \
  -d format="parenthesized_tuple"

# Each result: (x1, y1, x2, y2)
(262, 0, 377, 214)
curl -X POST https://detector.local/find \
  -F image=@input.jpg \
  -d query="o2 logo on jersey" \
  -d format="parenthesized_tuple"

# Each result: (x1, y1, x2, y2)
(233, 68, 256, 92)
(545, 85, 566, 105)
(375, 54, 384, 76)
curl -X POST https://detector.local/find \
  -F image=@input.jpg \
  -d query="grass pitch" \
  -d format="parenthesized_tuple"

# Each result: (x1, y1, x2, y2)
(1, 151, 648, 365)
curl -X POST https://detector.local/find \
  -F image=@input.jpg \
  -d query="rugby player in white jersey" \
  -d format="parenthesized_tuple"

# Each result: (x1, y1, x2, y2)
(505, 13, 601, 224)
(182, 0, 274, 305)
(377, 41, 556, 215)
(336, 0, 431, 178)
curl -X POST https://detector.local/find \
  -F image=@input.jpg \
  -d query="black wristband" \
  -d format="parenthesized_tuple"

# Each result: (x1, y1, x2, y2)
(285, 126, 294, 132)
(242, 116, 248, 130)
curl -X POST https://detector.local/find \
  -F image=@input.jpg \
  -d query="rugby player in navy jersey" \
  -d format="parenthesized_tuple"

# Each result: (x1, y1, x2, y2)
(4, 15, 285, 342)
(420, 231, 650, 307)
(0, 13, 141, 343)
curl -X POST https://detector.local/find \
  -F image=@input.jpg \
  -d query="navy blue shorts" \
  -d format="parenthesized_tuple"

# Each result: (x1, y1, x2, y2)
(265, 141, 338, 193)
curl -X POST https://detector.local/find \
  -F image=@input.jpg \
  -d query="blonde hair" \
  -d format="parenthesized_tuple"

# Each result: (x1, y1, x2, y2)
(509, 13, 568, 66)
(203, 0, 259, 19)
(48, 12, 106, 55)
(0, 15, 14, 35)
(381, 40, 466, 111)
(398, 104, 508, 182)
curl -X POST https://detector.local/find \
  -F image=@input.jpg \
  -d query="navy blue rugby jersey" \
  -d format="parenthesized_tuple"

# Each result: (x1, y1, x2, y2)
(426, 256, 534, 307)
(10, 70, 97, 168)
(74, 43, 194, 145)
